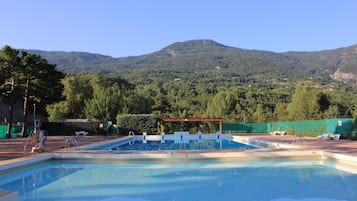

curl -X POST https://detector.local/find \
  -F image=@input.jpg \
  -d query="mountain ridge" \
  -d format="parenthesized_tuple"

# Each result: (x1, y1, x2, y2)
(26, 39, 357, 85)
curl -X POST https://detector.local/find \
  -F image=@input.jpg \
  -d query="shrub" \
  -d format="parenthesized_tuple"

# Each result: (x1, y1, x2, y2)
(116, 114, 159, 134)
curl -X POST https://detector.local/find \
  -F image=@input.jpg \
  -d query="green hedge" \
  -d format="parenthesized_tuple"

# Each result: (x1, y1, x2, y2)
(116, 114, 159, 134)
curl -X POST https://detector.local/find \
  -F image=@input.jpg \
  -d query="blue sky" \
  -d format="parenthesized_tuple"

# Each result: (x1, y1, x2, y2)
(1, 0, 357, 57)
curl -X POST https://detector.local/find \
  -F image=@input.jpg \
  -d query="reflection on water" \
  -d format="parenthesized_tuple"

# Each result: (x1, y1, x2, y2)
(0, 159, 356, 201)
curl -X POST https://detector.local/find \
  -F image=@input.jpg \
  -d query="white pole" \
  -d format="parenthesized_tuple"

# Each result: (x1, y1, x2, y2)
(33, 103, 36, 134)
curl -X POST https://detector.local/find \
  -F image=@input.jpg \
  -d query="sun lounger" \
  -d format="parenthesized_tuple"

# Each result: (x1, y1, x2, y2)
(74, 131, 88, 136)
(269, 131, 286, 135)
(333, 134, 341, 140)
(317, 133, 329, 140)
(317, 133, 340, 140)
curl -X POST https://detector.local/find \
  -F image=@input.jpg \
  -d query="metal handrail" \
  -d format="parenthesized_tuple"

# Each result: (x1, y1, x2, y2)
(23, 131, 33, 155)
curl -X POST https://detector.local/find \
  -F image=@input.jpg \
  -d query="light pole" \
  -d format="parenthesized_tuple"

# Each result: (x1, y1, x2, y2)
(33, 103, 36, 134)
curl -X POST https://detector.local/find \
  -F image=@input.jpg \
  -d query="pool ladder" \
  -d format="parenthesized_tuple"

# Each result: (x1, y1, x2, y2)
(65, 137, 79, 149)
(24, 131, 47, 153)
(23, 133, 33, 154)
(128, 131, 135, 145)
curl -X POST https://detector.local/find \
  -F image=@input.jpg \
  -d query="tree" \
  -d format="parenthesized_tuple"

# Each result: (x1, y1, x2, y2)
(287, 84, 321, 120)
(274, 102, 288, 121)
(287, 85, 308, 120)
(61, 75, 93, 118)
(19, 52, 64, 136)
(0, 46, 22, 138)
(352, 104, 357, 118)
(122, 93, 153, 114)
(206, 90, 236, 120)
(253, 104, 269, 122)
(88, 73, 135, 119)
(138, 83, 170, 116)
(0, 46, 64, 137)
(324, 105, 340, 119)
(46, 101, 68, 122)
(47, 73, 138, 121)
(84, 88, 111, 121)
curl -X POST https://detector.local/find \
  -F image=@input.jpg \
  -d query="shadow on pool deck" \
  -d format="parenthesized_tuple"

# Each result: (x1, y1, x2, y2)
(0, 134, 357, 160)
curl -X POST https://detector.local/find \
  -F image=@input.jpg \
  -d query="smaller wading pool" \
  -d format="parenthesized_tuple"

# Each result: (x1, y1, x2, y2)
(91, 133, 268, 151)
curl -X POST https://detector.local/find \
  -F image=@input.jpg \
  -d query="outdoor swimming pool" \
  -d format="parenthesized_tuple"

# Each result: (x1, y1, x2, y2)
(99, 139, 257, 151)
(91, 133, 268, 151)
(0, 159, 356, 201)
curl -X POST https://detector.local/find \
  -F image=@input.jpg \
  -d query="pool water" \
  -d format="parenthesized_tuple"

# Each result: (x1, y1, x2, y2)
(101, 139, 257, 151)
(0, 159, 356, 201)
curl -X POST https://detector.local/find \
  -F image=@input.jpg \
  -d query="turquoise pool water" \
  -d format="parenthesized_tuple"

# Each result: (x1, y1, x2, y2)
(98, 139, 257, 151)
(0, 159, 356, 201)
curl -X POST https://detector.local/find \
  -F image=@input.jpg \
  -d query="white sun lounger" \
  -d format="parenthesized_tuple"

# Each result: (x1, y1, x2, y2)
(317, 133, 340, 140)
(74, 131, 88, 136)
(269, 131, 286, 135)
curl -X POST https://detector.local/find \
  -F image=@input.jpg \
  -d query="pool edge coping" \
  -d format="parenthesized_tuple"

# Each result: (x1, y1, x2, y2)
(1, 135, 357, 173)
(1, 149, 357, 173)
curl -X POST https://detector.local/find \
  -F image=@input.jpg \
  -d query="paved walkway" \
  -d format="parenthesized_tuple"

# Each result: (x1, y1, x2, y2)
(0, 134, 356, 160)
(0, 136, 117, 160)
(240, 134, 357, 156)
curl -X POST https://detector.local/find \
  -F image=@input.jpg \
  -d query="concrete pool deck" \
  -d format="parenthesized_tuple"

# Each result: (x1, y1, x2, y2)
(1, 134, 357, 201)
(0, 135, 117, 160)
(0, 134, 357, 175)
(1, 135, 357, 201)
(0, 134, 356, 160)
(239, 134, 357, 156)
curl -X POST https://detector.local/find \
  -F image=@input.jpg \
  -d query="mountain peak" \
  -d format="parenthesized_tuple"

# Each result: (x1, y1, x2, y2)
(157, 39, 231, 58)
(163, 39, 227, 51)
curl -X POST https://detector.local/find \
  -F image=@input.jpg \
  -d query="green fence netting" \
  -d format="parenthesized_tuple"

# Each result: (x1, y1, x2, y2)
(0, 125, 21, 139)
(326, 118, 354, 135)
(216, 122, 267, 133)
(269, 119, 327, 135)
(216, 118, 355, 136)
(0, 125, 6, 139)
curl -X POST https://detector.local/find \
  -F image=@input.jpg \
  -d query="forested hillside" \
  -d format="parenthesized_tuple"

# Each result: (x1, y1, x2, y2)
(27, 39, 357, 86)
(2, 45, 357, 131)
(283, 44, 357, 84)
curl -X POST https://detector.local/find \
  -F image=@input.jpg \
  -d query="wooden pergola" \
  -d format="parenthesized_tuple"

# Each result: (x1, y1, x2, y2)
(160, 117, 224, 134)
